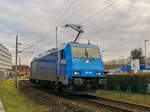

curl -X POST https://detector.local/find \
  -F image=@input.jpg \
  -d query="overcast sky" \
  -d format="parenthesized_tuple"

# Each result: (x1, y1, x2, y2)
(0, 0, 150, 65)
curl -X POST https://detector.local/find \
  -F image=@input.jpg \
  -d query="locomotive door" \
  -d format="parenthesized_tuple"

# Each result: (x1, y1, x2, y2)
(57, 50, 66, 82)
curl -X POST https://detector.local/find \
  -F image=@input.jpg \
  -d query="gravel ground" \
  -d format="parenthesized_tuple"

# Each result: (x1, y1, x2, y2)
(19, 80, 112, 112)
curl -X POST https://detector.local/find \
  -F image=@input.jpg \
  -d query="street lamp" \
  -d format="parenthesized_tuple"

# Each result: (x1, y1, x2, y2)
(144, 40, 149, 71)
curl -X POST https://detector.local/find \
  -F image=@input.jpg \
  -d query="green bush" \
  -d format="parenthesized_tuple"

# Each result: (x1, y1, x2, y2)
(106, 74, 150, 93)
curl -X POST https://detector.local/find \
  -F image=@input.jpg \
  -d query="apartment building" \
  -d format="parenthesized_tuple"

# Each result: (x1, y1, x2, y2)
(0, 43, 12, 76)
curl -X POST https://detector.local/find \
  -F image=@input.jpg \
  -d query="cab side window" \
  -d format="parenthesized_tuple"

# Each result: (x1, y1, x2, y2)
(61, 50, 65, 59)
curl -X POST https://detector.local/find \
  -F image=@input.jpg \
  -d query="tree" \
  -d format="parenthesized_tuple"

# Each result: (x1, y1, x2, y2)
(130, 48, 145, 64)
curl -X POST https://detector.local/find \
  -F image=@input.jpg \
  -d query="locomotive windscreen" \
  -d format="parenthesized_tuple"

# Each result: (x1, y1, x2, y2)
(71, 46, 100, 58)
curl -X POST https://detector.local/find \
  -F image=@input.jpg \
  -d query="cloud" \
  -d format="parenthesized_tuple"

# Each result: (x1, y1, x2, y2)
(0, 0, 150, 64)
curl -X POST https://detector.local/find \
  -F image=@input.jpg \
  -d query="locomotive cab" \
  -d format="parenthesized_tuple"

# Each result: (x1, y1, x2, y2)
(57, 42, 105, 90)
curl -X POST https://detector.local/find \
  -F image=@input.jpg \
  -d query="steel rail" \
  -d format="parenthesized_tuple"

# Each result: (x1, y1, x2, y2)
(19, 80, 150, 112)
(86, 99, 132, 112)
(80, 94, 150, 112)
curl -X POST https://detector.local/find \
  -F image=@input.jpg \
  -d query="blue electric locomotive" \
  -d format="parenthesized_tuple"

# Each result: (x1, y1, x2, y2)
(30, 42, 104, 92)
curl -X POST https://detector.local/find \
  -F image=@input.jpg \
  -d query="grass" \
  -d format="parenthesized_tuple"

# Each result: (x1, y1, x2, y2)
(94, 90, 150, 106)
(0, 80, 49, 112)
(1, 80, 149, 111)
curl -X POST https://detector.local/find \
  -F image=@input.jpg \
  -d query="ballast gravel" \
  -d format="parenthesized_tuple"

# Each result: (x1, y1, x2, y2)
(19, 80, 112, 112)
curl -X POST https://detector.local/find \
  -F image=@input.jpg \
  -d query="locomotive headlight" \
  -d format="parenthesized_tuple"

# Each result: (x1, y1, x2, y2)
(74, 72, 78, 75)
(86, 60, 89, 64)
(74, 72, 80, 75)
(96, 72, 101, 75)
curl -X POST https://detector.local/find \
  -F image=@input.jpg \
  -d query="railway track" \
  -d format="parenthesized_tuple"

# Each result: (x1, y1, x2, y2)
(74, 94, 150, 112)
(20, 80, 150, 112)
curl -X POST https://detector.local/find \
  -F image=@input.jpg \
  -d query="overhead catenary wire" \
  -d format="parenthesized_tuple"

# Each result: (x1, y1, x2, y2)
(32, 0, 70, 46)
(23, 0, 119, 65)
(30, 0, 77, 51)
(58, 0, 117, 44)
(58, 0, 93, 26)
(22, 0, 73, 63)
(60, 0, 115, 26)
(54, 0, 77, 26)
(22, 0, 117, 51)
(80, 0, 119, 24)
(30, 0, 77, 56)
(60, 0, 114, 26)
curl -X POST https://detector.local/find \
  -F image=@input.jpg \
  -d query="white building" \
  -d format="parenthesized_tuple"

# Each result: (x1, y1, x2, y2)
(0, 43, 12, 76)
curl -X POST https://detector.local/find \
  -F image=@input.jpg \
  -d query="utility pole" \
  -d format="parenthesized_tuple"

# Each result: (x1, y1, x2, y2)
(15, 34, 19, 88)
(145, 40, 148, 70)
(56, 27, 58, 79)
(56, 27, 58, 49)
(19, 57, 21, 65)
(15, 35, 33, 88)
